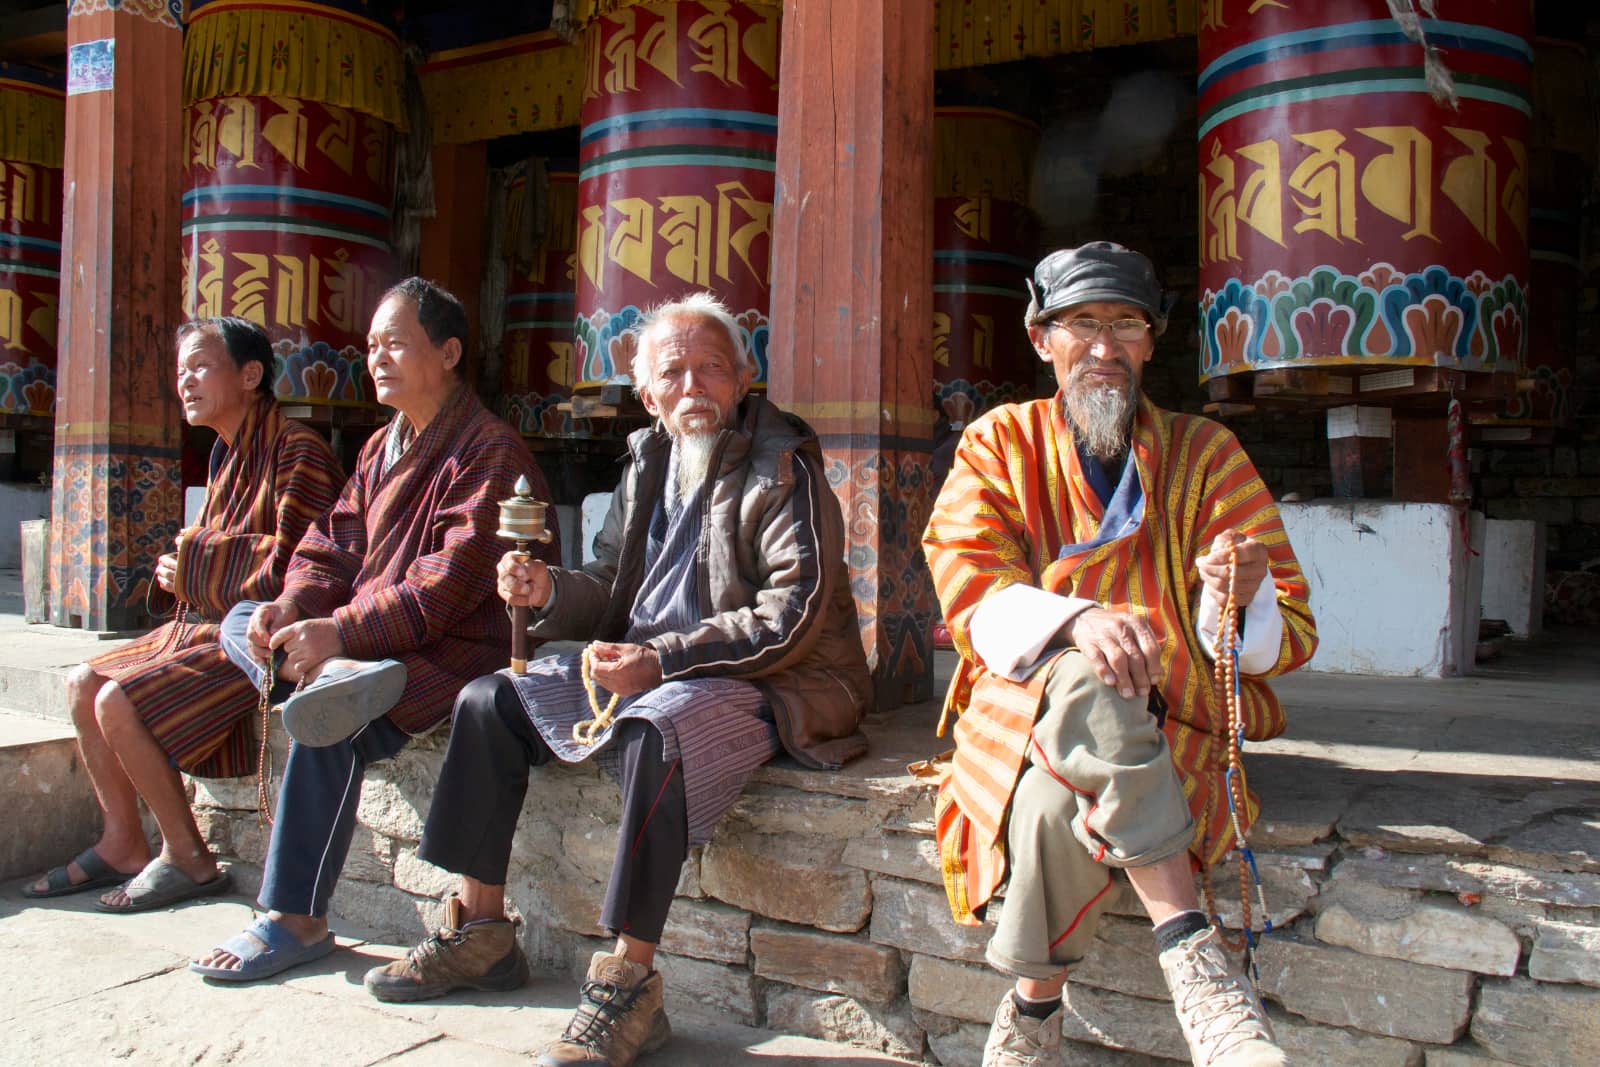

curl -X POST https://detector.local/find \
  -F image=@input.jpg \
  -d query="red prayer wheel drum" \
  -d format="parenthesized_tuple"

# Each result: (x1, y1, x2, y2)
(503, 168, 582, 435)
(181, 0, 401, 409)
(1197, 2, 1533, 384)
(933, 106, 1040, 428)
(0, 68, 64, 416)
(574, 0, 779, 393)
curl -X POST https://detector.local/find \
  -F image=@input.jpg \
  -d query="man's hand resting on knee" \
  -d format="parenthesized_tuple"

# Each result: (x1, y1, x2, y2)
(1062, 608, 1163, 700)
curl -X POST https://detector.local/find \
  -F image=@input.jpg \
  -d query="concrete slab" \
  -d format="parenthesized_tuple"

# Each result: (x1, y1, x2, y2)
(0, 884, 917, 1064)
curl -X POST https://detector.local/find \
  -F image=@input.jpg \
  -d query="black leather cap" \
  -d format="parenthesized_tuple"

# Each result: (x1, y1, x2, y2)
(1025, 241, 1174, 336)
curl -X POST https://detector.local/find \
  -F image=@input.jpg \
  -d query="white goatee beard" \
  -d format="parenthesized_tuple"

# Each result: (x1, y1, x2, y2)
(1063, 362, 1137, 460)
(676, 430, 719, 498)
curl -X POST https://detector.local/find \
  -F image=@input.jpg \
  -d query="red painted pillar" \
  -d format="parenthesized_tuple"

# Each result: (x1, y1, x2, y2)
(768, 0, 936, 708)
(50, 3, 185, 630)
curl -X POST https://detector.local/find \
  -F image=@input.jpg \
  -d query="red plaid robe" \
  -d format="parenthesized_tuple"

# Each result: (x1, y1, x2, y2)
(282, 385, 558, 734)
(89, 396, 344, 775)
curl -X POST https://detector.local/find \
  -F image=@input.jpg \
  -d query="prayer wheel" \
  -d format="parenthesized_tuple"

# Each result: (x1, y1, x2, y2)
(573, 0, 780, 392)
(0, 65, 64, 416)
(1197, 1, 1533, 384)
(503, 168, 583, 435)
(933, 106, 1040, 429)
(180, 0, 407, 410)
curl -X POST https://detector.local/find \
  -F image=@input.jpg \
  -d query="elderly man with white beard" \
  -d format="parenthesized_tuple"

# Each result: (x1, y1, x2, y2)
(366, 292, 874, 1067)
(924, 243, 1318, 1067)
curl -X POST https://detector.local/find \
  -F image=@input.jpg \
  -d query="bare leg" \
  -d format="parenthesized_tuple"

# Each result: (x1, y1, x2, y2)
(1125, 852, 1200, 927)
(615, 933, 656, 971)
(458, 876, 506, 923)
(93, 681, 218, 907)
(28, 666, 151, 893)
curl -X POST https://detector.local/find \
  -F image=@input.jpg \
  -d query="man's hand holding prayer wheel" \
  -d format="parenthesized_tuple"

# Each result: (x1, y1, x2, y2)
(497, 549, 552, 609)
(1196, 528, 1270, 607)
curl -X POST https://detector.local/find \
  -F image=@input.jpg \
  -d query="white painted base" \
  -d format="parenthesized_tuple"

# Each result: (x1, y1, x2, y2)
(0, 484, 50, 570)
(1279, 501, 1484, 677)
(1480, 518, 1545, 638)
(581, 493, 612, 565)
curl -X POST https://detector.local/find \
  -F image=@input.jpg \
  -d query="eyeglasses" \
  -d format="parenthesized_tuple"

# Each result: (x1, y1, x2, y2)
(1048, 317, 1151, 342)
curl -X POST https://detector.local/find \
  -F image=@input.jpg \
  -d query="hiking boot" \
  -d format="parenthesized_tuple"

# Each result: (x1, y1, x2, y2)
(1159, 926, 1285, 1066)
(364, 896, 530, 1003)
(981, 990, 1063, 1066)
(535, 951, 671, 1067)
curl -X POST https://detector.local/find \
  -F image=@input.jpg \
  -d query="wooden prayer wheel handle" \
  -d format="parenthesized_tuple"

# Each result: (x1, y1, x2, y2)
(498, 475, 553, 675)
(509, 595, 531, 675)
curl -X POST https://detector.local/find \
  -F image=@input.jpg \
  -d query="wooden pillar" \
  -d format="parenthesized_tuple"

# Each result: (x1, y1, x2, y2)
(50, 3, 184, 630)
(1392, 412, 1452, 504)
(767, 0, 936, 708)
(418, 141, 488, 376)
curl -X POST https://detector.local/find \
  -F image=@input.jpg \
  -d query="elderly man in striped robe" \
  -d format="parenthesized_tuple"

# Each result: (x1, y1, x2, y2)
(362, 292, 874, 1067)
(188, 278, 558, 983)
(25, 316, 343, 910)
(923, 243, 1318, 1067)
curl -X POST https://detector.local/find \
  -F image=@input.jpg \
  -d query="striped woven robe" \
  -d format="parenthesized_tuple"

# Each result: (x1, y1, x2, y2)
(923, 394, 1317, 924)
(279, 385, 557, 735)
(88, 396, 344, 776)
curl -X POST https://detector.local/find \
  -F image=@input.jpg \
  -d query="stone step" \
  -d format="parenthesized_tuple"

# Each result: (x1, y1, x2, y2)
(0, 708, 99, 881)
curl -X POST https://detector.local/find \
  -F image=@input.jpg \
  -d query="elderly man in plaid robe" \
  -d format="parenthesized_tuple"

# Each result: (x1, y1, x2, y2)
(924, 243, 1318, 1067)
(188, 278, 558, 983)
(26, 317, 343, 911)
(363, 292, 874, 1067)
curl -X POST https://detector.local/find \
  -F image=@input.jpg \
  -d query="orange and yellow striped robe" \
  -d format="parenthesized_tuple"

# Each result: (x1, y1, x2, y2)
(922, 394, 1317, 924)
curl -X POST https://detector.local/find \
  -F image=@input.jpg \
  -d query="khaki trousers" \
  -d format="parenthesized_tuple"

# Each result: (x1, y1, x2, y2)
(986, 651, 1194, 980)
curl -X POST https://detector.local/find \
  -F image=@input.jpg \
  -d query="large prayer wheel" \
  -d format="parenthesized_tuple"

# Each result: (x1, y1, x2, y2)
(573, 0, 779, 392)
(0, 65, 64, 417)
(503, 168, 583, 436)
(933, 106, 1039, 429)
(1197, 2, 1533, 383)
(181, 0, 407, 409)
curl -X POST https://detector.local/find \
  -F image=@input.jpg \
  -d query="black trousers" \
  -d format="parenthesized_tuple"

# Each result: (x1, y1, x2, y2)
(417, 674, 688, 944)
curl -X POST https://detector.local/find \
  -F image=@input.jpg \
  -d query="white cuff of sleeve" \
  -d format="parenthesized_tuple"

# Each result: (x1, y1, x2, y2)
(970, 584, 1098, 682)
(1195, 577, 1284, 674)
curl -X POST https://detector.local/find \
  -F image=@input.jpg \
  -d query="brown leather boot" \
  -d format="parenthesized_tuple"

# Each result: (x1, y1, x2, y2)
(364, 895, 530, 1003)
(535, 951, 671, 1067)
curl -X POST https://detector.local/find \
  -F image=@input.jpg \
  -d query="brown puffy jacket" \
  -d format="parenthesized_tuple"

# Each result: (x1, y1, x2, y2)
(529, 395, 873, 769)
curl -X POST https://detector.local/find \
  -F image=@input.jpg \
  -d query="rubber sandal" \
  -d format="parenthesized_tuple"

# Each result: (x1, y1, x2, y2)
(93, 858, 233, 913)
(21, 847, 130, 899)
(189, 915, 336, 982)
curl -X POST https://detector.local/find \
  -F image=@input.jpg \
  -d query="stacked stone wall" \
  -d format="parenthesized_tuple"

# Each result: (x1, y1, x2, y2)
(193, 728, 1600, 1065)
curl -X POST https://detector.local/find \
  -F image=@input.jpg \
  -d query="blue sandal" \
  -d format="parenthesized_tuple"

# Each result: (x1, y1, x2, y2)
(189, 915, 335, 982)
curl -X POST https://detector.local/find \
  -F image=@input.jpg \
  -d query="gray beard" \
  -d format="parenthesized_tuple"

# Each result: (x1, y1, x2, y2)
(675, 431, 719, 498)
(1063, 365, 1136, 460)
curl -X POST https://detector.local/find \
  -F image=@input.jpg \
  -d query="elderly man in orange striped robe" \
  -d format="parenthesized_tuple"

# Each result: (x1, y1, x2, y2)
(924, 243, 1317, 1067)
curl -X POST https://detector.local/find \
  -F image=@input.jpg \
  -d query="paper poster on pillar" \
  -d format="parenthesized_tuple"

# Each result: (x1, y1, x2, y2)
(1197, 1, 1533, 384)
(66, 39, 114, 96)
(574, 1, 780, 393)
(181, 94, 396, 405)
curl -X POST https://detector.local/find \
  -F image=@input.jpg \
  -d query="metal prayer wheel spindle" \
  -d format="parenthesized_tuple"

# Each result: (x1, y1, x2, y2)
(497, 475, 553, 674)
